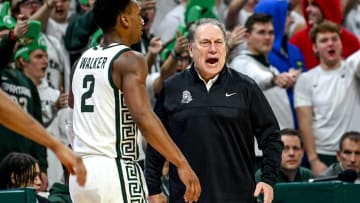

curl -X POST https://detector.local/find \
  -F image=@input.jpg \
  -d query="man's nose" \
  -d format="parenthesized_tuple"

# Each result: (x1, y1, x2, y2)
(208, 43, 217, 53)
(350, 153, 356, 162)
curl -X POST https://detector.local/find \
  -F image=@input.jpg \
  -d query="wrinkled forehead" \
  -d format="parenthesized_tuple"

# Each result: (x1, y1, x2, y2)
(195, 23, 225, 40)
(341, 138, 360, 151)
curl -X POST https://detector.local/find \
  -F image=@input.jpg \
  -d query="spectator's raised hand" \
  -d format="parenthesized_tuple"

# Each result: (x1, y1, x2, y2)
(56, 92, 69, 109)
(45, 0, 57, 9)
(174, 31, 188, 56)
(13, 14, 29, 38)
(55, 86, 69, 109)
(226, 25, 246, 51)
(149, 36, 163, 55)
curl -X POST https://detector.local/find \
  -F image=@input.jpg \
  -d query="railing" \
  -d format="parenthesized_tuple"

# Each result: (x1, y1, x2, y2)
(273, 181, 360, 203)
(0, 188, 36, 203)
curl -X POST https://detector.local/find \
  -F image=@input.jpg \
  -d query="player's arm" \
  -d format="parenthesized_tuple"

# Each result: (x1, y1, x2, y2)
(0, 89, 86, 186)
(114, 50, 201, 202)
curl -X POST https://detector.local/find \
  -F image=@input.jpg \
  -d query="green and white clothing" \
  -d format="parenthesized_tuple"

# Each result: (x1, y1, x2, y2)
(0, 67, 47, 172)
(70, 43, 147, 202)
(255, 167, 313, 183)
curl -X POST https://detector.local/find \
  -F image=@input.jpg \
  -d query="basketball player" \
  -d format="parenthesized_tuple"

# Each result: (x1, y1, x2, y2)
(68, 0, 201, 202)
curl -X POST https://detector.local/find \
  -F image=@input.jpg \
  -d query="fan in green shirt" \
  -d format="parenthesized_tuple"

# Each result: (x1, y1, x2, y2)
(255, 128, 313, 183)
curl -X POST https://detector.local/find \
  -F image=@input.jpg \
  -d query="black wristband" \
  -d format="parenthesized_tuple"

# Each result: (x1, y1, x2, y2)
(170, 48, 181, 60)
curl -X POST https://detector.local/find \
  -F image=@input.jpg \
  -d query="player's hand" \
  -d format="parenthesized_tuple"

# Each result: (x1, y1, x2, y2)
(53, 144, 87, 186)
(177, 162, 201, 202)
(148, 193, 168, 203)
(254, 181, 273, 203)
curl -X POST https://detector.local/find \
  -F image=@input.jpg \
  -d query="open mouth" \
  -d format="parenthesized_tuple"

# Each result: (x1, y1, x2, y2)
(206, 58, 219, 64)
(55, 8, 65, 16)
(327, 49, 336, 56)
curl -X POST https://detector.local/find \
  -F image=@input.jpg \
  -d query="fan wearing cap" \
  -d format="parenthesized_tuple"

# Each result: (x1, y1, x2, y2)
(0, 22, 48, 193)
(14, 31, 48, 87)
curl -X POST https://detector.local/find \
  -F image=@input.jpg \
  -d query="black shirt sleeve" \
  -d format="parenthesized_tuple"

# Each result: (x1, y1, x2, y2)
(249, 83, 283, 187)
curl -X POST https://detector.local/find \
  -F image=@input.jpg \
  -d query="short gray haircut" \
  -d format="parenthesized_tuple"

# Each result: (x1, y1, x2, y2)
(187, 18, 227, 44)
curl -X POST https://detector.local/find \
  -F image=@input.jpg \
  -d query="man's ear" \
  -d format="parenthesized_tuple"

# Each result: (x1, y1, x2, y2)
(312, 43, 319, 58)
(336, 151, 341, 162)
(11, 172, 16, 184)
(242, 32, 250, 44)
(188, 44, 193, 58)
(19, 57, 26, 67)
(119, 14, 129, 28)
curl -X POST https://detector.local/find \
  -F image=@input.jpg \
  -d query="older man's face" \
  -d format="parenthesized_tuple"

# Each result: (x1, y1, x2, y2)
(189, 23, 227, 81)
(337, 139, 360, 174)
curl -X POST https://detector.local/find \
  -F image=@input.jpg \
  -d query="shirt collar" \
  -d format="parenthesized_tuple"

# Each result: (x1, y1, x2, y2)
(194, 67, 219, 91)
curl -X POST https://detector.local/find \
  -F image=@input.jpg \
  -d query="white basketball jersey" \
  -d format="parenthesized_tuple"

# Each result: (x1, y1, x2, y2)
(72, 43, 140, 160)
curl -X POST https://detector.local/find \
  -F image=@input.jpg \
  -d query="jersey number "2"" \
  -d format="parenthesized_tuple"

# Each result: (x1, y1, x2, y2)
(81, 75, 95, 112)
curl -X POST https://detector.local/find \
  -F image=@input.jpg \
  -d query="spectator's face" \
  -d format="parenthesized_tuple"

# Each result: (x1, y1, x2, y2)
(176, 51, 191, 72)
(305, 3, 323, 25)
(32, 163, 41, 191)
(312, 31, 342, 66)
(337, 139, 360, 174)
(246, 22, 274, 55)
(189, 23, 226, 81)
(22, 49, 48, 84)
(51, 0, 70, 23)
(18, 0, 42, 18)
(281, 135, 303, 172)
(17, 163, 41, 190)
(140, 0, 156, 33)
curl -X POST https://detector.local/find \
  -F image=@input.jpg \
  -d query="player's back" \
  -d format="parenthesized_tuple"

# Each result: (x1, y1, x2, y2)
(72, 43, 140, 160)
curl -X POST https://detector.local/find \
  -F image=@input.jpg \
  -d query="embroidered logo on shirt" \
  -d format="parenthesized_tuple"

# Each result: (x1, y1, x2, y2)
(225, 92, 237, 97)
(181, 90, 192, 104)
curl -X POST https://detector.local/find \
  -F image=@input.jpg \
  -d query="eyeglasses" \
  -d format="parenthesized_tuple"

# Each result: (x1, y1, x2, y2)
(19, 0, 41, 8)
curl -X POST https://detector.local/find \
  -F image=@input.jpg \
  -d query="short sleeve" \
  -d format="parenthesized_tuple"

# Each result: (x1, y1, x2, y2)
(294, 73, 313, 108)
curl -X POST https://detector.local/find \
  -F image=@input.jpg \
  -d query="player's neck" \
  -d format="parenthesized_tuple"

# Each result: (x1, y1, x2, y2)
(102, 35, 131, 47)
